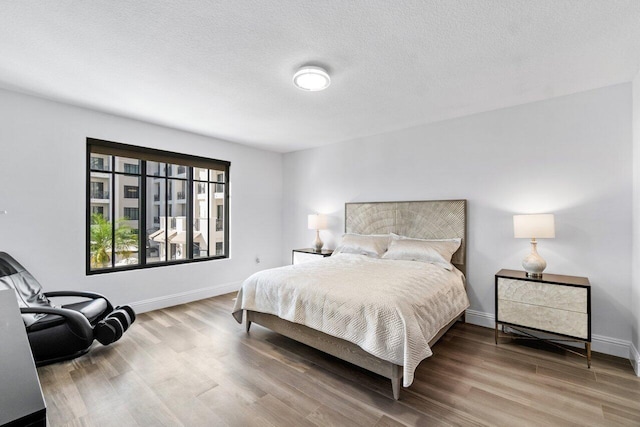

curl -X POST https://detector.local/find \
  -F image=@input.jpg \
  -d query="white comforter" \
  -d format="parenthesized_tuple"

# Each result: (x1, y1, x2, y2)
(232, 253, 469, 387)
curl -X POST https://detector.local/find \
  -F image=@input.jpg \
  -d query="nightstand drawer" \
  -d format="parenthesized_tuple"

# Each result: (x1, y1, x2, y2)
(498, 299, 588, 339)
(497, 277, 587, 313)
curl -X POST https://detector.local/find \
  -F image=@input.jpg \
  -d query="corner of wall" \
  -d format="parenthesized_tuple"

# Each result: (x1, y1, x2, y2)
(631, 342, 640, 376)
(633, 68, 640, 376)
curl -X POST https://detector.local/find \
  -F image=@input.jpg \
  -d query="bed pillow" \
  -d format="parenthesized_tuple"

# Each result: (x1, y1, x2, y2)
(382, 235, 461, 270)
(332, 233, 390, 258)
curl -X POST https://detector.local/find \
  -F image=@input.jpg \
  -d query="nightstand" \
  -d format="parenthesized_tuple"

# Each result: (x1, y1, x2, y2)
(292, 248, 333, 265)
(495, 269, 591, 367)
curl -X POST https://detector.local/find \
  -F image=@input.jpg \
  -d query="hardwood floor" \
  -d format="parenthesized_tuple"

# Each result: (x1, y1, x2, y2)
(38, 292, 640, 426)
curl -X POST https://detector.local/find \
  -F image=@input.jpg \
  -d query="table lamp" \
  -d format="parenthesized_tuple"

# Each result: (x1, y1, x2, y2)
(308, 214, 328, 252)
(513, 213, 555, 278)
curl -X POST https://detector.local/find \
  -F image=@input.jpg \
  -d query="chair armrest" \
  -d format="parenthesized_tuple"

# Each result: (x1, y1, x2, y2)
(44, 291, 113, 312)
(21, 307, 93, 339)
(44, 290, 105, 299)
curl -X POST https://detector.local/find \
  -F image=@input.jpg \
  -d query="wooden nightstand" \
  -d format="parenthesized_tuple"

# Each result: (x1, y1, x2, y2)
(292, 248, 333, 265)
(495, 269, 592, 367)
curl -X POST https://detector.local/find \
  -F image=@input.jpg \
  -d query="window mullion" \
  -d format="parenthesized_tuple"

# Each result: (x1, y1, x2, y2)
(86, 149, 91, 274)
(110, 155, 116, 268)
(140, 161, 147, 266)
(187, 169, 193, 260)
(165, 166, 169, 263)
(225, 168, 229, 257)
(206, 177, 210, 258)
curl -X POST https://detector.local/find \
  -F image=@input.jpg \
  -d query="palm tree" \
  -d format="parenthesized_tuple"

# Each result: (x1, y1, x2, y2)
(90, 214, 138, 268)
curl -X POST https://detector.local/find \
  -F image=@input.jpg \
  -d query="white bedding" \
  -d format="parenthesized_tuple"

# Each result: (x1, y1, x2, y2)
(232, 253, 469, 387)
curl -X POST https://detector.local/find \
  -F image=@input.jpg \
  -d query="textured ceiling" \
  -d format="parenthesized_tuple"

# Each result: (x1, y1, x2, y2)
(1, 1, 640, 153)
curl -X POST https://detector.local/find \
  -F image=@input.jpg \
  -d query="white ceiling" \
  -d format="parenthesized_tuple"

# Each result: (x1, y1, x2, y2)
(1, 1, 640, 153)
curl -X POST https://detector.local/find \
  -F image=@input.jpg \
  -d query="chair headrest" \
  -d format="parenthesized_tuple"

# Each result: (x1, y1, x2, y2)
(0, 252, 23, 278)
(0, 252, 50, 327)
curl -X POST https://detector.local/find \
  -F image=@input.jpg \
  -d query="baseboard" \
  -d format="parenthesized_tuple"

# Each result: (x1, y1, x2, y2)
(591, 334, 634, 360)
(464, 309, 632, 360)
(631, 342, 640, 376)
(465, 309, 495, 329)
(129, 280, 242, 313)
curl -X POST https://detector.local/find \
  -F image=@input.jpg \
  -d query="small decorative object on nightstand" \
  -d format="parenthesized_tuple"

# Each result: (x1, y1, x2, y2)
(292, 248, 333, 265)
(308, 214, 328, 252)
(495, 269, 591, 367)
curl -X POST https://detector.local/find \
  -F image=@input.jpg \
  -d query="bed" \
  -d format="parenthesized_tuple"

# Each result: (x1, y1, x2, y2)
(232, 200, 468, 399)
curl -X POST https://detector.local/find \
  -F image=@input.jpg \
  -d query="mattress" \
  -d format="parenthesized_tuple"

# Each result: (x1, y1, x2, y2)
(232, 253, 469, 386)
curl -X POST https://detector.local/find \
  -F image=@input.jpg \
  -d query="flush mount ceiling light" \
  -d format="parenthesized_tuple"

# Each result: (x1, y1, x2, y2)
(293, 66, 331, 91)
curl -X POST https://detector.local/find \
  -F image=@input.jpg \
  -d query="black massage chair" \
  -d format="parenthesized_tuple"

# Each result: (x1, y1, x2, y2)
(0, 252, 135, 366)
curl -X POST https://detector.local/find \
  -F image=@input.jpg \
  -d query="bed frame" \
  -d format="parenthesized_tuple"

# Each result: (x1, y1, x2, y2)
(245, 199, 467, 399)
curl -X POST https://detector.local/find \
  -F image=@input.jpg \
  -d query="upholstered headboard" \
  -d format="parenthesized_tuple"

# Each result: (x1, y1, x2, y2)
(345, 200, 467, 273)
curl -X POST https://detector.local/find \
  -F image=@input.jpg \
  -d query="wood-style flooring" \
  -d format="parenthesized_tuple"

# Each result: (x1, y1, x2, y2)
(37, 292, 640, 426)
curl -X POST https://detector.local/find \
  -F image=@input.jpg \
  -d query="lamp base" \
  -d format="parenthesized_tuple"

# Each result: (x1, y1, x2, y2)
(313, 230, 324, 252)
(522, 239, 546, 278)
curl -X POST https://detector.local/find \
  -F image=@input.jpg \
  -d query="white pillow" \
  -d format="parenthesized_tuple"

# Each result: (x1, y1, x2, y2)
(382, 235, 461, 270)
(332, 233, 390, 258)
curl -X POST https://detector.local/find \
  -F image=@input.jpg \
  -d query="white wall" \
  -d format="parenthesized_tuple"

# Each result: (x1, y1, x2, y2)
(632, 71, 640, 374)
(0, 89, 283, 311)
(283, 84, 633, 357)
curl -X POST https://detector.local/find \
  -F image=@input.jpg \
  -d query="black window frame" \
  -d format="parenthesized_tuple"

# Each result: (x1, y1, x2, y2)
(86, 138, 230, 275)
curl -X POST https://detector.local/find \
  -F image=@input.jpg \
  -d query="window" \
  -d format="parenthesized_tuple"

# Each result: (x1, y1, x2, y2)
(91, 206, 104, 217)
(87, 138, 230, 274)
(123, 207, 139, 220)
(124, 185, 139, 199)
(123, 163, 139, 174)
(90, 156, 108, 171)
(90, 182, 108, 199)
(177, 181, 186, 200)
(215, 173, 224, 193)
(216, 204, 224, 231)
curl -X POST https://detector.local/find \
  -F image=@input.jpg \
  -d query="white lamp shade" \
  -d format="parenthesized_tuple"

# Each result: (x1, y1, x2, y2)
(513, 214, 555, 239)
(308, 214, 328, 230)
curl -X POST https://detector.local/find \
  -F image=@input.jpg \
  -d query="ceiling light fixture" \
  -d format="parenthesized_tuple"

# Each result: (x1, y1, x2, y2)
(293, 66, 331, 91)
